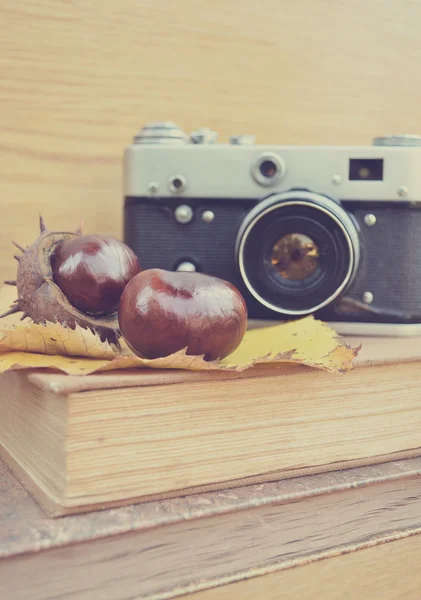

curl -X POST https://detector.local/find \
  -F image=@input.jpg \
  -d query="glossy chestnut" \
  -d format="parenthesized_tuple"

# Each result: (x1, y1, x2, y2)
(51, 234, 140, 316)
(118, 268, 248, 360)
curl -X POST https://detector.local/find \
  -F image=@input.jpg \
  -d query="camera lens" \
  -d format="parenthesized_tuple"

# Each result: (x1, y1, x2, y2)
(270, 233, 319, 281)
(235, 191, 360, 316)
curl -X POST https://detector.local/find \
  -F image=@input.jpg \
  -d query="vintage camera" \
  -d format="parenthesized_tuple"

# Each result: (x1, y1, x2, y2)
(123, 122, 421, 335)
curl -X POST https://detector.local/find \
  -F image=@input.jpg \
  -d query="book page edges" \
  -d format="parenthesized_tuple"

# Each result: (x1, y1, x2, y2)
(25, 334, 421, 396)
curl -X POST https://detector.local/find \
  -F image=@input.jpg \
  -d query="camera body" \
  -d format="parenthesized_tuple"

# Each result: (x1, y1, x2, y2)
(123, 122, 421, 335)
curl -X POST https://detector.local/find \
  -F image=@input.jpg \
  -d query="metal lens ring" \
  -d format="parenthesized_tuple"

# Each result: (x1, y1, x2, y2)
(235, 191, 360, 316)
(251, 152, 286, 186)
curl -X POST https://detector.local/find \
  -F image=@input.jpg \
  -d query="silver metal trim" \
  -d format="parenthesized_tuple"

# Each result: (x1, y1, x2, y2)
(250, 152, 287, 187)
(190, 128, 218, 144)
(230, 134, 256, 145)
(235, 191, 360, 316)
(176, 261, 196, 272)
(364, 213, 376, 226)
(133, 122, 189, 144)
(373, 135, 421, 147)
(202, 210, 215, 223)
(174, 204, 193, 224)
(330, 321, 421, 337)
(362, 291, 374, 304)
(148, 182, 159, 194)
(124, 142, 421, 201)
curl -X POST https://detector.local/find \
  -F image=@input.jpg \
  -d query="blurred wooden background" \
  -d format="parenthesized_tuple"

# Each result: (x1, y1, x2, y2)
(1, 0, 421, 281)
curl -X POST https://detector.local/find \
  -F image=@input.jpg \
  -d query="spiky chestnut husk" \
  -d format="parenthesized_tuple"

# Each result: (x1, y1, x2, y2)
(1, 216, 136, 344)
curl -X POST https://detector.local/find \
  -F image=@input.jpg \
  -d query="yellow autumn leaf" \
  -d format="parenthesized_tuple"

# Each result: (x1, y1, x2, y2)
(222, 316, 359, 373)
(0, 321, 117, 359)
(0, 351, 111, 376)
(0, 285, 117, 359)
(96, 346, 223, 373)
(94, 316, 358, 374)
(0, 284, 360, 375)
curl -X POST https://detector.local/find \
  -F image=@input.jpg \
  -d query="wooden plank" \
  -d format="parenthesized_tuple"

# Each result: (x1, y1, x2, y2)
(186, 533, 421, 600)
(3, 0, 421, 280)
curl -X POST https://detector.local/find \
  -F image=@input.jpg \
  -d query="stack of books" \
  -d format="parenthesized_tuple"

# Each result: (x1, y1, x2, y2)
(1, 333, 420, 516)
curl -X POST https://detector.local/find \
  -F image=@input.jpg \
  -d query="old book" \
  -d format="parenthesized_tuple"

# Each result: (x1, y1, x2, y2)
(1, 334, 421, 516)
(2, 454, 421, 599)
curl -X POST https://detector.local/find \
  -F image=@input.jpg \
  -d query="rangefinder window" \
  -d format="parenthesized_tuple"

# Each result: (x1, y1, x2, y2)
(349, 158, 383, 181)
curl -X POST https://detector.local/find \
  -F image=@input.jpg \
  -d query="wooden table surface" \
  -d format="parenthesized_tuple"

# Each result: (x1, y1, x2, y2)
(2, 453, 421, 599)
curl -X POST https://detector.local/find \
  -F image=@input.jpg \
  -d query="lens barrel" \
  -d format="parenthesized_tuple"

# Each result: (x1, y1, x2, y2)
(235, 191, 360, 315)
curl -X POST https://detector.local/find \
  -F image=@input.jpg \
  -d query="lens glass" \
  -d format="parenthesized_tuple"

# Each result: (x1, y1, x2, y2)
(270, 233, 319, 281)
(171, 177, 183, 189)
(239, 200, 356, 314)
(259, 159, 277, 178)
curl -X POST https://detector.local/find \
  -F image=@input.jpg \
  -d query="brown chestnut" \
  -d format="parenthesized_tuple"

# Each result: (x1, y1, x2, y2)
(0, 217, 141, 344)
(118, 268, 247, 360)
(51, 234, 140, 316)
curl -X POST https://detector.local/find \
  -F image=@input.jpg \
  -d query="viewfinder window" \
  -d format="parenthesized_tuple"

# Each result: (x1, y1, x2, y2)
(349, 159, 383, 181)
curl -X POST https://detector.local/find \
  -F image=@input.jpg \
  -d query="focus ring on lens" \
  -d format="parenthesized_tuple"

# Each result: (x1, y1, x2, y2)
(235, 191, 360, 316)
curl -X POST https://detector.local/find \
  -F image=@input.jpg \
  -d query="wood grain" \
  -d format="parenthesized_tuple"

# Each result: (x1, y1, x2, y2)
(3, 454, 421, 559)
(2, 0, 421, 280)
(186, 534, 421, 600)
(3, 453, 421, 599)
